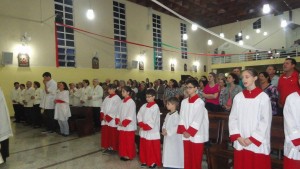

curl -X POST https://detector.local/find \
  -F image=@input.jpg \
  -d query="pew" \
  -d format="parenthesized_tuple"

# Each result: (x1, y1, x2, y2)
(206, 113, 284, 169)
(69, 106, 95, 137)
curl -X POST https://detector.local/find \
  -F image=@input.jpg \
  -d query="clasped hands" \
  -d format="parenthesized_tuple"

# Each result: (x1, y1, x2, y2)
(237, 137, 253, 147)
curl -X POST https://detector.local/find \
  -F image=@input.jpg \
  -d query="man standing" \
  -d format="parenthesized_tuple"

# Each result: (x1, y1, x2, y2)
(40, 72, 57, 133)
(266, 65, 279, 87)
(23, 81, 35, 125)
(278, 58, 300, 114)
(11, 82, 21, 123)
(89, 79, 103, 131)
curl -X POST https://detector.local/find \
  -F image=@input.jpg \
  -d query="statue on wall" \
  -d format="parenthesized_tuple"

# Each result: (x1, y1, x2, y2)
(184, 64, 187, 72)
(92, 52, 99, 69)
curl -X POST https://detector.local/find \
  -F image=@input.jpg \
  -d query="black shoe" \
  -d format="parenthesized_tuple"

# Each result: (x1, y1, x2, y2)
(140, 163, 147, 168)
(149, 163, 157, 168)
(120, 157, 130, 161)
(102, 149, 110, 155)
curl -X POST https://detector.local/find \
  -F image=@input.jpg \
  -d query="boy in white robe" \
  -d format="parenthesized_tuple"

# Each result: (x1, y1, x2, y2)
(162, 97, 184, 169)
(283, 73, 300, 168)
(137, 89, 161, 168)
(177, 78, 209, 169)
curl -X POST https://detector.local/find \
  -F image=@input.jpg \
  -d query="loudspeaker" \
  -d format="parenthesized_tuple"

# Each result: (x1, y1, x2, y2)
(2, 52, 13, 65)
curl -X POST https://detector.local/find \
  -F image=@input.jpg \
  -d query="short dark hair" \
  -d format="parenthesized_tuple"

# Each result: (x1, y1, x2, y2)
(20, 84, 25, 88)
(167, 97, 180, 110)
(42, 72, 51, 78)
(123, 86, 132, 94)
(146, 89, 156, 96)
(34, 81, 40, 88)
(83, 79, 90, 85)
(259, 72, 271, 83)
(14, 82, 19, 85)
(108, 84, 117, 89)
(286, 58, 297, 66)
(169, 79, 179, 88)
(267, 65, 277, 71)
(185, 78, 199, 87)
(59, 81, 69, 90)
(229, 73, 240, 85)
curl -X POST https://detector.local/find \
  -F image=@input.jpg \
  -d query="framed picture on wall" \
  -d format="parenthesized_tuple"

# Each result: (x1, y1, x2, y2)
(139, 61, 144, 70)
(18, 53, 30, 67)
(171, 63, 175, 71)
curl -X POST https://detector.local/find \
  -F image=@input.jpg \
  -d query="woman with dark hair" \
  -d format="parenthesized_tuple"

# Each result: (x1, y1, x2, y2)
(218, 78, 227, 109)
(221, 73, 242, 111)
(202, 72, 222, 112)
(163, 79, 180, 105)
(259, 72, 279, 115)
(54, 82, 71, 136)
(33, 81, 44, 128)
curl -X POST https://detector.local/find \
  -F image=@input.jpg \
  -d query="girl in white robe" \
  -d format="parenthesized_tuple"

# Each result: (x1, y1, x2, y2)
(162, 97, 184, 169)
(229, 68, 272, 169)
(54, 82, 71, 136)
(283, 73, 300, 169)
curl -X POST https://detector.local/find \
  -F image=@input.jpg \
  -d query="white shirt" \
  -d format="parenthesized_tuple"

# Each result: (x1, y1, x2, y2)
(11, 88, 20, 104)
(178, 97, 209, 143)
(34, 88, 44, 105)
(101, 95, 121, 127)
(116, 98, 137, 131)
(91, 85, 103, 108)
(19, 89, 25, 105)
(229, 91, 272, 155)
(0, 87, 13, 141)
(40, 79, 57, 109)
(80, 86, 92, 107)
(283, 92, 300, 160)
(137, 103, 161, 140)
(23, 87, 35, 107)
(271, 75, 279, 87)
(54, 90, 71, 121)
(162, 111, 184, 168)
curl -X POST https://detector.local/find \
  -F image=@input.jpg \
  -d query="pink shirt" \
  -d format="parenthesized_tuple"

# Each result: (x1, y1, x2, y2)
(203, 84, 220, 105)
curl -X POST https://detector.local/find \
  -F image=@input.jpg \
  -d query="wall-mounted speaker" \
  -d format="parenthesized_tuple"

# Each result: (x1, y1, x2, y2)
(2, 52, 13, 65)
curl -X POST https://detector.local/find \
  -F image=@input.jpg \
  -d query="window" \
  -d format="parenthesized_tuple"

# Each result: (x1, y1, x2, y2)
(180, 23, 188, 59)
(113, 1, 127, 69)
(54, 0, 75, 67)
(153, 14, 163, 70)
(253, 19, 261, 29)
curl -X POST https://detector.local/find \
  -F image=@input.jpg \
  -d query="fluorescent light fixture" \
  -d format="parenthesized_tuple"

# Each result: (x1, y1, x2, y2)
(183, 34, 188, 40)
(207, 39, 213, 45)
(191, 24, 198, 31)
(262, 4, 271, 14)
(281, 20, 288, 28)
(86, 9, 95, 20)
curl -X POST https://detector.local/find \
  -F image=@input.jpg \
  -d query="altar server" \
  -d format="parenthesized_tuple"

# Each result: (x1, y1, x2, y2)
(229, 68, 272, 169)
(116, 86, 137, 161)
(177, 78, 209, 169)
(283, 73, 300, 169)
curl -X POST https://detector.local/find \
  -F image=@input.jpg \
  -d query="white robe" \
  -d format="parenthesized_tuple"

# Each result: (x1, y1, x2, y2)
(54, 90, 71, 121)
(34, 88, 44, 105)
(19, 89, 25, 105)
(283, 92, 300, 160)
(116, 98, 137, 131)
(0, 87, 13, 141)
(137, 103, 160, 140)
(23, 87, 35, 107)
(11, 88, 20, 104)
(229, 92, 272, 155)
(71, 88, 82, 107)
(40, 79, 57, 109)
(91, 85, 103, 108)
(178, 98, 209, 143)
(162, 111, 184, 168)
(80, 86, 92, 107)
(101, 95, 121, 127)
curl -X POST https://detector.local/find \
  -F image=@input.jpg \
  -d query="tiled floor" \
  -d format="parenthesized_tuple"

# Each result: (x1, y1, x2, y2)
(0, 121, 208, 169)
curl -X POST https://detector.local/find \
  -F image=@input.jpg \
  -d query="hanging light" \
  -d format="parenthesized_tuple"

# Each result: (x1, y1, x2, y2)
(238, 32, 242, 37)
(191, 24, 198, 31)
(239, 40, 244, 46)
(256, 29, 261, 33)
(86, 9, 95, 20)
(263, 32, 268, 36)
(220, 33, 225, 38)
(183, 34, 188, 40)
(245, 35, 250, 39)
(281, 20, 288, 28)
(207, 39, 213, 46)
(262, 4, 271, 14)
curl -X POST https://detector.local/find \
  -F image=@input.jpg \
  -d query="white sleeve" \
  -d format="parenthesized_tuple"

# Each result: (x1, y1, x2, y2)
(166, 114, 180, 136)
(284, 95, 300, 140)
(124, 101, 136, 121)
(145, 106, 160, 128)
(229, 95, 241, 136)
(92, 86, 103, 100)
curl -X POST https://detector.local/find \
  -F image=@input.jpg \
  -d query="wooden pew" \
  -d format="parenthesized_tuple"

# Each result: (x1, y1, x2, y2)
(69, 106, 95, 137)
